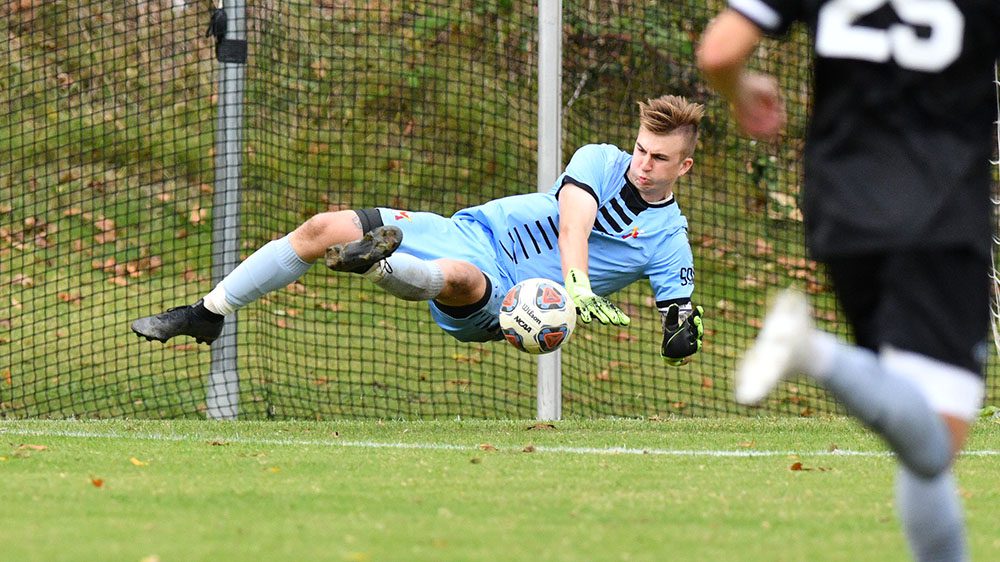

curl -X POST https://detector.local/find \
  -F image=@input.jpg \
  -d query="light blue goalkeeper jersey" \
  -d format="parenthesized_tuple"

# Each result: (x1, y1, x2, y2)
(454, 143, 694, 305)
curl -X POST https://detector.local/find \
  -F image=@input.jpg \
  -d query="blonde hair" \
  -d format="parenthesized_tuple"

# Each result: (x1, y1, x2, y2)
(637, 95, 705, 156)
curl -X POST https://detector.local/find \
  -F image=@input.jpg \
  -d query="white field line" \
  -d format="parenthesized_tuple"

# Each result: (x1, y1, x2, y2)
(1, 426, 999, 457)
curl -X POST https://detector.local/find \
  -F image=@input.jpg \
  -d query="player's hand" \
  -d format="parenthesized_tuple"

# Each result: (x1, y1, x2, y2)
(733, 72, 785, 141)
(661, 304, 703, 366)
(564, 268, 630, 326)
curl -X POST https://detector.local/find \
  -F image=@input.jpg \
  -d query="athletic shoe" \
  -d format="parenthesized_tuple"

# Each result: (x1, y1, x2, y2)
(130, 299, 224, 344)
(735, 288, 813, 405)
(325, 225, 403, 273)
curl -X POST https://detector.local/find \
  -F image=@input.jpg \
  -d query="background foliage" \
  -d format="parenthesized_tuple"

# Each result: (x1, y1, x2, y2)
(1, 0, 996, 419)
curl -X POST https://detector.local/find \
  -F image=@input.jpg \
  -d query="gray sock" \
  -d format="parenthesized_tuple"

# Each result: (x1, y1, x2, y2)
(896, 467, 968, 562)
(819, 344, 951, 477)
(364, 253, 445, 301)
(216, 235, 313, 309)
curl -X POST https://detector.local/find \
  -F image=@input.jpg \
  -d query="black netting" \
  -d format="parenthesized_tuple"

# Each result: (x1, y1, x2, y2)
(2, 1, 997, 419)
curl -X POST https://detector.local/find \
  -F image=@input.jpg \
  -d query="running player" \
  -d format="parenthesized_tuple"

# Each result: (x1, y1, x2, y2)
(698, 1, 999, 560)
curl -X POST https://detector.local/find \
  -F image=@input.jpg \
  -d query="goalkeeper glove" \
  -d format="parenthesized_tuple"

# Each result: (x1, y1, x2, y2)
(564, 268, 630, 326)
(661, 304, 703, 366)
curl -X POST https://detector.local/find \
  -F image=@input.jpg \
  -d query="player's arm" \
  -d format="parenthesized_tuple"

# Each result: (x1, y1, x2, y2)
(696, 10, 785, 141)
(558, 182, 630, 326)
(659, 301, 704, 366)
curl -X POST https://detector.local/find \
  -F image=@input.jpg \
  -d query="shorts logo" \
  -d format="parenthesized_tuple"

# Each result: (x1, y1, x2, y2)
(394, 211, 412, 221)
(621, 227, 640, 239)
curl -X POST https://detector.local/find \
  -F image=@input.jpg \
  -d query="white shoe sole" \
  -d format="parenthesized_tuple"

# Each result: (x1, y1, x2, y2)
(735, 289, 813, 405)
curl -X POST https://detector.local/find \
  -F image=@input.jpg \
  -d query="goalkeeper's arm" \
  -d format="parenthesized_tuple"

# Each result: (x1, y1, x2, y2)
(557, 182, 630, 326)
(660, 302, 703, 366)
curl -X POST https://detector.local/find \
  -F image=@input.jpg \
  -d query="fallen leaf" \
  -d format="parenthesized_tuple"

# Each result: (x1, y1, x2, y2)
(526, 423, 557, 431)
(90, 477, 104, 488)
(522, 445, 536, 453)
(790, 462, 804, 471)
(129, 457, 148, 466)
(479, 443, 497, 452)
(615, 331, 637, 343)
(18, 444, 47, 451)
(57, 292, 83, 304)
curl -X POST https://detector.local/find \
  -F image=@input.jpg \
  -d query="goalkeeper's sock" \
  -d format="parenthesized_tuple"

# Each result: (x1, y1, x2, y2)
(203, 234, 312, 316)
(363, 252, 444, 301)
(812, 341, 951, 477)
(896, 467, 968, 562)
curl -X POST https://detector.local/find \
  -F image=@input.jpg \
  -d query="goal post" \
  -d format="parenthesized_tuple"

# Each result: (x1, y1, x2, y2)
(207, 0, 248, 420)
(536, 0, 563, 421)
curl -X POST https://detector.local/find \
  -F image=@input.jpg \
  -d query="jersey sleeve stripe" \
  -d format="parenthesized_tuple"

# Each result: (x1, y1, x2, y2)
(522, 224, 542, 255)
(512, 227, 530, 260)
(534, 219, 554, 250)
(546, 216, 560, 239)
(608, 198, 635, 228)
(599, 206, 624, 233)
(729, 0, 781, 31)
(560, 175, 600, 205)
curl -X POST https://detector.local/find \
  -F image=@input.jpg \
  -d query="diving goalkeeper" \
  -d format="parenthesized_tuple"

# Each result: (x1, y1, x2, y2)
(132, 94, 705, 364)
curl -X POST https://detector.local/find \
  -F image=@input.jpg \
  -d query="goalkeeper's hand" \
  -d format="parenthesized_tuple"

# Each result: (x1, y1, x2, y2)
(564, 268, 630, 326)
(661, 304, 704, 366)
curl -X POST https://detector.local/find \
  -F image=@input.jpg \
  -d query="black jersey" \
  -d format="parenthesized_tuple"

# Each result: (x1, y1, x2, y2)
(729, 0, 1000, 258)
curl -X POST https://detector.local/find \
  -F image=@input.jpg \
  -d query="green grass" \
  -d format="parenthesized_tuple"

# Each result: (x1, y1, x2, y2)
(2, 0, 998, 420)
(2, 417, 999, 562)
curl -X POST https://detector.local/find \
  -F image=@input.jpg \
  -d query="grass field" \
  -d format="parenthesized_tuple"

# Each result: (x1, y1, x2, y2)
(2, 417, 998, 562)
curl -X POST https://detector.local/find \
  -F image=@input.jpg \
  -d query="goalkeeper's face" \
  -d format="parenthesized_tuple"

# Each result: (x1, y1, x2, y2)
(627, 128, 694, 202)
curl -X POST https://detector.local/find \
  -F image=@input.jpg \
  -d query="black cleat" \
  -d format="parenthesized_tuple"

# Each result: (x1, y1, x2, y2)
(325, 225, 403, 273)
(131, 299, 225, 345)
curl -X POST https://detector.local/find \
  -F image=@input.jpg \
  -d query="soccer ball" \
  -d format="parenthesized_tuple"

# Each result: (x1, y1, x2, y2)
(499, 278, 576, 354)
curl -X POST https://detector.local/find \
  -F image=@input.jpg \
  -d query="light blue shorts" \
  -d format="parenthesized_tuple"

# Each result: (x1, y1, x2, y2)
(376, 208, 512, 342)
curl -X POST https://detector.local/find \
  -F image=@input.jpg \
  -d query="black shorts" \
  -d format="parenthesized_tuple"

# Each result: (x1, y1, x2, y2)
(824, 246, 990, 376)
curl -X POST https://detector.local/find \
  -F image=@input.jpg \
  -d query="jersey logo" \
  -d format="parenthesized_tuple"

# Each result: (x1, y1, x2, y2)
(621, 227, 640, 239)
(393, 211, 412, 221)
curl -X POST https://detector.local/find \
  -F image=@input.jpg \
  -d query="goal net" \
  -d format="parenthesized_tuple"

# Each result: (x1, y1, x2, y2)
(1, 1, 997, 419)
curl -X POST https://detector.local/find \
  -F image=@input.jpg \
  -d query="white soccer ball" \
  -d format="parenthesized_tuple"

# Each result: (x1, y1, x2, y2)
(499, 278, 576, 354)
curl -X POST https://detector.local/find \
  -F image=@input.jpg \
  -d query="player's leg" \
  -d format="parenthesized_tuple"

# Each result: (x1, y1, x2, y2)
(328, 208, 492, 306)
(428, 269, 508, 342)
(739, 248, 987, 562)
(131, 209, 373, 344)
(736, 253, 969, 476)
(875, 248, 987, 562)
(884, 349, 979, 562)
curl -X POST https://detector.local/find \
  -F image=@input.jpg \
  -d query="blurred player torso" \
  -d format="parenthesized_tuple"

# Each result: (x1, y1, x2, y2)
(733, 0, 1000, 258)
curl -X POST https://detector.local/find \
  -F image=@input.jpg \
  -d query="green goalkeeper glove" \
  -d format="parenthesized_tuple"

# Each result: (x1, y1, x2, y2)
(661, 304, 704, 366)
(564, 268, 630, 326)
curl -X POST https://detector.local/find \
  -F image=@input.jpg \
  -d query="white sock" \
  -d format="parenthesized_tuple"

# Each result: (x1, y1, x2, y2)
(364, 253, 445, 301)
(203, 284, 238, 316)
(814, 342, 952, 477)
(896, 467, 968, 562)
(804, 330, 838, 380)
